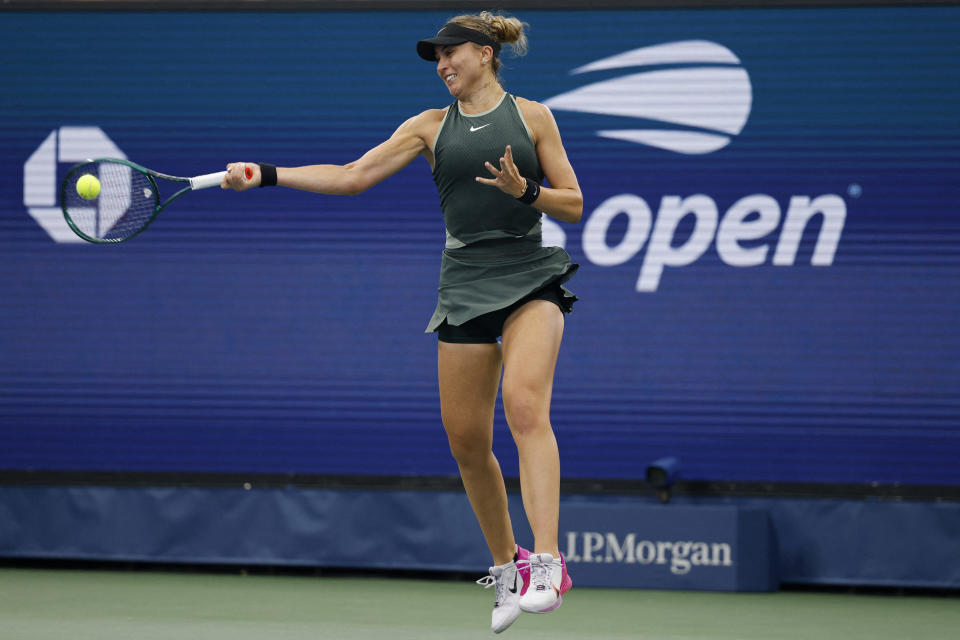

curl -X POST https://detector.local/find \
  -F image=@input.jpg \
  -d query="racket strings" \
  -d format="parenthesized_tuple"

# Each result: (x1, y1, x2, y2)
(63, 162, 158, 242)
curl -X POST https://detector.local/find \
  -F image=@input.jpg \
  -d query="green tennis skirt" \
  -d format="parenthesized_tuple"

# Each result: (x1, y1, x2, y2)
(425, 237, 579, 333)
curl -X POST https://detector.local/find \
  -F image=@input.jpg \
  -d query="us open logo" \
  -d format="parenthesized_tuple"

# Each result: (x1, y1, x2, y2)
(539, 40, 846, 292)
(543, 40, 752, 155)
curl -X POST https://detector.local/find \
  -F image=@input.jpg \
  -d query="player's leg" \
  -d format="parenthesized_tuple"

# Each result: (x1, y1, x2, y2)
(438, 340, 515, 564)
(438, 339, 526, 633)
(501, 300, 563, 556)
(500, 300, 572, 613)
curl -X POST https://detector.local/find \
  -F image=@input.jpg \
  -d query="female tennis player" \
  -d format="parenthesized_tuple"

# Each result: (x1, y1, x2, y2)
(223, 12, 581, 633)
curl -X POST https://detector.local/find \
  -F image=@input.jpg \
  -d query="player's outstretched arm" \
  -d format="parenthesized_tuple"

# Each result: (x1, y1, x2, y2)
(222, 111, 438, 196)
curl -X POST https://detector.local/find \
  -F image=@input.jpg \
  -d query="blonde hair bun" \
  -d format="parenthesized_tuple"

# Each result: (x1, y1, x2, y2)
(451, 11, 529, 57)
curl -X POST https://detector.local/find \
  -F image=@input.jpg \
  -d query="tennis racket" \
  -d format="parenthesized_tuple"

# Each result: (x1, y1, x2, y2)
(59, 158, 251, 244)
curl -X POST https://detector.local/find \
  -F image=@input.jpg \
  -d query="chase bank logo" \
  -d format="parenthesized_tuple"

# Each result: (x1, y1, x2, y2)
(24, 127, 127, 243)
(543, 40, 752, 155)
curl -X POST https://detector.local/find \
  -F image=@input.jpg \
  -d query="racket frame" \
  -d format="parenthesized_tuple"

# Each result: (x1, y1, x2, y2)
(60, 158, 224, 244)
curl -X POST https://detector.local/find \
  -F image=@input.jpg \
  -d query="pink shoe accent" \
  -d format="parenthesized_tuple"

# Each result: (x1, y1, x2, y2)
(558, 552, 573, 596)
(517, 554, 573, 613)
(537, 553, 572, 613)
(516, 545, 532, 596)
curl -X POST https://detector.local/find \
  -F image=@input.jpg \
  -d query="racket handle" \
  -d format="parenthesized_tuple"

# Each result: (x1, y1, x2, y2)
(189, 171, 227, 190)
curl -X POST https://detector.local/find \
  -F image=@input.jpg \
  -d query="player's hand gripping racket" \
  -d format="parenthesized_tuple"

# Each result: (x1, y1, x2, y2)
(60, 158, 252, 243)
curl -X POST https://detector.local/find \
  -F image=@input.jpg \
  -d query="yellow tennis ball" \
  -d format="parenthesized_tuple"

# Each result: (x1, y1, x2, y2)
(76, 174, 101, 200)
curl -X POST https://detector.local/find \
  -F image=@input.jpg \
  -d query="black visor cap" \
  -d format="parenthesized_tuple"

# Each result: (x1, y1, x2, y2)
(416, 23, 501, 61)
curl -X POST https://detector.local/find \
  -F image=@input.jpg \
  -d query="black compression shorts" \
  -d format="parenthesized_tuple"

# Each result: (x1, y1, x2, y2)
(436, 276, 575, 344)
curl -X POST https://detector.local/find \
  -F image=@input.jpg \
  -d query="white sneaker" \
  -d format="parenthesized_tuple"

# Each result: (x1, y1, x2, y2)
(477, 560, 524, 633)
(518, 553, 572, 613)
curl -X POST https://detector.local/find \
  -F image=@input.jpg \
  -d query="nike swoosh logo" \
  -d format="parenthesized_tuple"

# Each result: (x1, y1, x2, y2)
(470, 123, 492, 132)
(508, 574, 518, 594)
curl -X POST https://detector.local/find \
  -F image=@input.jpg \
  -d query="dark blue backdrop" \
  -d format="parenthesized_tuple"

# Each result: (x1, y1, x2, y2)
(2, 8, 958, 485)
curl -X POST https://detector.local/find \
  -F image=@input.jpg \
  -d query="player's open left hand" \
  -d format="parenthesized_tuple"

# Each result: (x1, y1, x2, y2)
(476, 145, 526, 198)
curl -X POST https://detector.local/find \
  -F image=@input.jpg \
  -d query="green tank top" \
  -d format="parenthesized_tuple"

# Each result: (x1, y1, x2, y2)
(424, 92, 578, 333)
(431, 93, 544, 248)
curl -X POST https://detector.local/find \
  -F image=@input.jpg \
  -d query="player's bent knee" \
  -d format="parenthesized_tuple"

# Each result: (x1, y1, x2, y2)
(445, 431, 492, 467)
(502, 391, 549, 439)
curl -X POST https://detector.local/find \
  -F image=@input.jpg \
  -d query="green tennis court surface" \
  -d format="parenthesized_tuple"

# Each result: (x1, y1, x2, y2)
(1, 567, 957, 639)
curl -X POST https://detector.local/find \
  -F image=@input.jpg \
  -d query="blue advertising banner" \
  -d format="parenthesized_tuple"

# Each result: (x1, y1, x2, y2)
(7, 484, 957, 589)
(0, 486, 776, 591)
(1, 8, 959, 485)
(559, 502, 776, 591)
